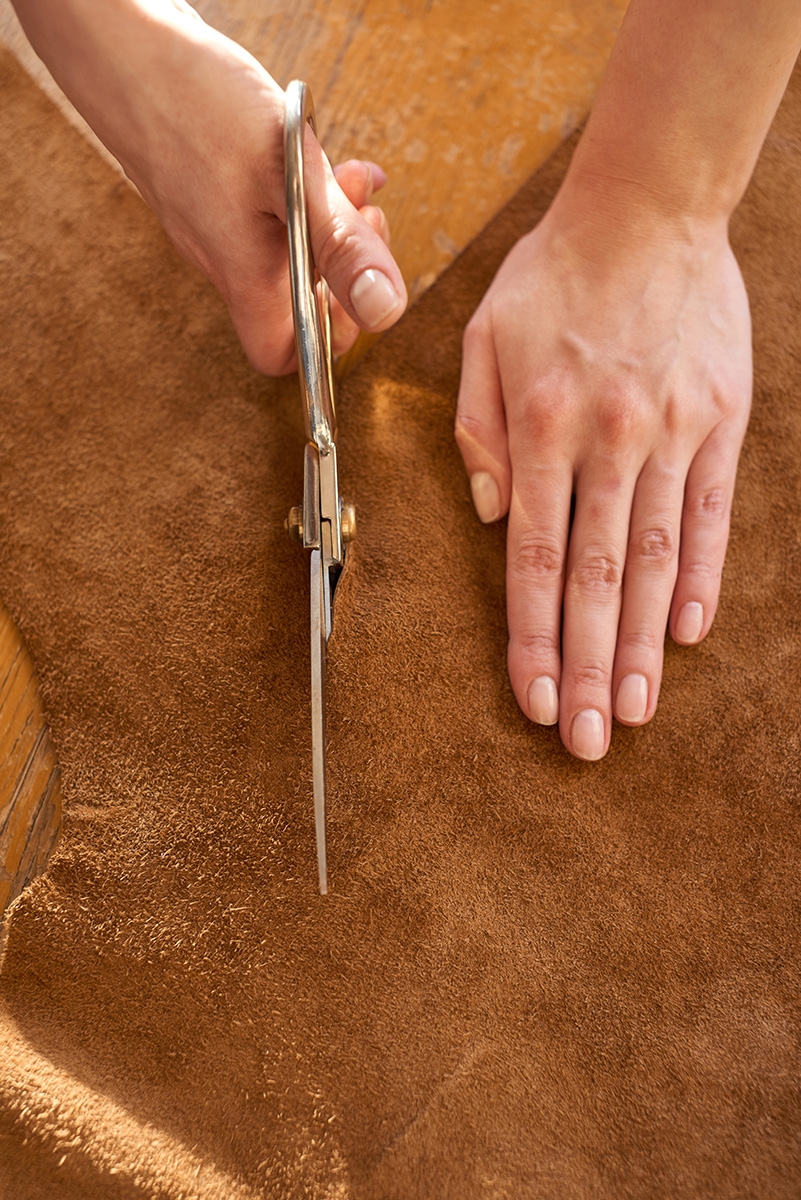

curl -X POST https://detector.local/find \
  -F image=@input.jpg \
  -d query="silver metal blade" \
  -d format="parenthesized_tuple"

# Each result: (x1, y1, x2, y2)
(310, 548, 328, 894)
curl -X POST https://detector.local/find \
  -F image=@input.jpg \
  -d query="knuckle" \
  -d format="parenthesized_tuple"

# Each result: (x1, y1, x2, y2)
(680, 557, 721, 587)
(628, 525, 676, 568)
(510, 533, 564, 582)
(511, 630, 560, 659)
(515, 380, 574, 444)
(686, 485, 729, 521)
(568, 661, 611, 692)
(595, 387, 639, 448)
(617, 625, 664, 654)
(568, 552, 623, 597)
(315, 218, 360, 279)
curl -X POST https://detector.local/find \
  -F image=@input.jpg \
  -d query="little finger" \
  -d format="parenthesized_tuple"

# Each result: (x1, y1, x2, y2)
(670, 422, 744, 645)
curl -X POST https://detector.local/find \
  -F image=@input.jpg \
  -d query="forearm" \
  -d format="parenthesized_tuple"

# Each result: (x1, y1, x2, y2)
(11, 0, 200, 72)
(9, 0, 215, 186)
(568, 0, 801, 227)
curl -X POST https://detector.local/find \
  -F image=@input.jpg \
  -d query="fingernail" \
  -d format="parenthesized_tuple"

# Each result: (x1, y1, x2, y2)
(615, 673, 648, 723)
(527, 676, 559, 725)
(675, 601, 704, 644)
(571, 708, 606, 761)
(365, 161, 387, 190)
(350, 268, 403, 330)
(470, 471, 501, 523)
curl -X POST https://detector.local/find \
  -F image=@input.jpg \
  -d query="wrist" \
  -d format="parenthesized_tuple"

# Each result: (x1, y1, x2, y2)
(546, 163, 730, 274)
(565, 130, 744, 234)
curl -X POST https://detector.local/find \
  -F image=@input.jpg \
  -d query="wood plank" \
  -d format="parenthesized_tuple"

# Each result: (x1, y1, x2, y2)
(0, 604, 61, 917)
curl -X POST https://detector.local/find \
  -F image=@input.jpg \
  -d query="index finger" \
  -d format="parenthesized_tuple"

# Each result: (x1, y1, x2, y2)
(506, 427, 573, 728)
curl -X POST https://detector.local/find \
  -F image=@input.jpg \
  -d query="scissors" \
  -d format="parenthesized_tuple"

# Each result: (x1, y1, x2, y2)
(284, 80, 355, 895)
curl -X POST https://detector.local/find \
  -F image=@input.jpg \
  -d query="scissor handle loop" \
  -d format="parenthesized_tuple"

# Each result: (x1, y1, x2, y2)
(285, 79, 336, 453)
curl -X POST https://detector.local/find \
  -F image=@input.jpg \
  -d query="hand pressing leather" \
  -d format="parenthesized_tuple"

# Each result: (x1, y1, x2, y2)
(456, 181, 752, 760)
(454, 0, 801, 760)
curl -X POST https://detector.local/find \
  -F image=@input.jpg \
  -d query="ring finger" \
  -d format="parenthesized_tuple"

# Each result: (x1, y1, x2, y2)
(612, 455, 687, 725)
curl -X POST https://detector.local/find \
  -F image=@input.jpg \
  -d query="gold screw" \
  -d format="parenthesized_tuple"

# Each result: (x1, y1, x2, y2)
(341, 502, 356, 544)
(285, 505, 303, 544)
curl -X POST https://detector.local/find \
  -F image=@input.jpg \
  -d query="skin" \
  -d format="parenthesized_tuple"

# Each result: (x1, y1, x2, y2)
(11, 0, 801, 759)
(11, 0, 408, 371)
(456, 0, 801, 759)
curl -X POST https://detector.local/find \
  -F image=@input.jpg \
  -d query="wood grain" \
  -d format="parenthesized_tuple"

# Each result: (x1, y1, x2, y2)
(0, 604, 61, 917)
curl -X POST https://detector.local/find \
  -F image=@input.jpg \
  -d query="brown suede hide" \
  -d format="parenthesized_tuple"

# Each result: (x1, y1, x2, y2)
(0, 44, 800, 1200)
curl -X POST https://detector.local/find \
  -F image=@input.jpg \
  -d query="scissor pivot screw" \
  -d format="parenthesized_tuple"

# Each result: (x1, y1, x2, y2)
(341, 503, 356, 544)
(285, 505, 304, 543)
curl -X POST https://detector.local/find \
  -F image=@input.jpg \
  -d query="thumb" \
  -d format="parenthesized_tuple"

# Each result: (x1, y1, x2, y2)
(455, 314, 512, 524)
(303, 130, 407, 333)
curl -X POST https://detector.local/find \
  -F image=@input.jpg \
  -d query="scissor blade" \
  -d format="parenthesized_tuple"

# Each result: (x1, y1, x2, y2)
(310, 547, 328, 894)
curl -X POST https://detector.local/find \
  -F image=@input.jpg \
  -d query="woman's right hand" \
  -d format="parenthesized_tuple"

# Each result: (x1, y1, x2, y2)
(11, 0, 407, 371)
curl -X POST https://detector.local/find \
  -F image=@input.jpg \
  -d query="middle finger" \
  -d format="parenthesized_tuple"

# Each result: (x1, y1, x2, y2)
(560, 463, 637, 760)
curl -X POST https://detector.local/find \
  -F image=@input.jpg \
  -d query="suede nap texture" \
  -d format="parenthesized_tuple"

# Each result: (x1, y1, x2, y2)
(0, 43, 800, 1200)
